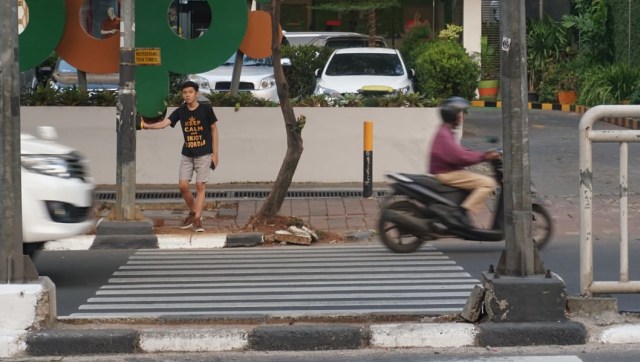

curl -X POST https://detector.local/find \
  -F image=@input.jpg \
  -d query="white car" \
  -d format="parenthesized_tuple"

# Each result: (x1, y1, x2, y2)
(188, 54, 290, 103)
(314, 48, 414, 99)
(21, 127, 95, 255)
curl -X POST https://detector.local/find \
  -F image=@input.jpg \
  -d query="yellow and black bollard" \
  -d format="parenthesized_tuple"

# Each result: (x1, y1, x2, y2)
(363, 121, 373, 198)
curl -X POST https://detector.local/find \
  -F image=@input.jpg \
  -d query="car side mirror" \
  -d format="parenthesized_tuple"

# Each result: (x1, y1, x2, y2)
(315, 68, 320, 78)
(281, 58, 292, 66)
(409, 69, 416, 79)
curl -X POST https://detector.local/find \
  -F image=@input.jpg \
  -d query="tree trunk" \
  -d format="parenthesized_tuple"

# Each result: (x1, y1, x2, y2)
(368, 8, 376, 47)
(257, 0, 304, 218)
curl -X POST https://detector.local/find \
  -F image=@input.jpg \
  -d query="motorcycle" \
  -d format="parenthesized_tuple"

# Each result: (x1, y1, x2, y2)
(377, 150, 553, 253)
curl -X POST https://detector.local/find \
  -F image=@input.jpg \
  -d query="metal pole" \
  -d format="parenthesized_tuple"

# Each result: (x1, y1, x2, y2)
(363, 121, 373, 198)
(497, 0, 538, 276)
(0, 0, 26, 282)
(115, 0, 137, 220)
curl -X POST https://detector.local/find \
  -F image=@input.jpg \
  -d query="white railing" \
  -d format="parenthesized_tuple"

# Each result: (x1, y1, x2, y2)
(580, 105, 640, 296)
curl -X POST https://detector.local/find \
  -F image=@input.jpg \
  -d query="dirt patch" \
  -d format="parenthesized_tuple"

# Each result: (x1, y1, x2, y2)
(241, 215, 346, 244)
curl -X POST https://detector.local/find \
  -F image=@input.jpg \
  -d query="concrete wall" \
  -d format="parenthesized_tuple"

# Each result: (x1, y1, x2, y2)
(463, 0, 482, 56)
(20, 107, 442, 185)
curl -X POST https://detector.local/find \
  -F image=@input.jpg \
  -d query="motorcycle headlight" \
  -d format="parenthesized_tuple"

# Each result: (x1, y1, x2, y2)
(187, 75, 211, 92)
(21, 155, 71, 178)
(258, 76, 276, 90)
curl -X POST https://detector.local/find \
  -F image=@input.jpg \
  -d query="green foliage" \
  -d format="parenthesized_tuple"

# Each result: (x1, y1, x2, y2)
(438, 24, 463, 42)
(399, 23, 432, 69)
(204, 92, 278, 108)
(20, 84, 58, 106)
(527, 16, 569, 91)
(90, 90, 118, 106)
(55, 87, 91, 106)
(292, 94, 330, 107)
(562, 0, 611, 64)
(411, 40, 480, 101)
(629, 82, 640, 105)
(336, 94, 363, 107)
(312, 0, 400, 11)
(608, 0, 640, 64)
(577, 63, 640, 106)
(282, 45, 333, 98)
(479, 36, 498, 80)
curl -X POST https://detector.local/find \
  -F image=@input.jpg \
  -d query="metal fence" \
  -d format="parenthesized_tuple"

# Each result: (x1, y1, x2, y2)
(579, 105, 640, 296)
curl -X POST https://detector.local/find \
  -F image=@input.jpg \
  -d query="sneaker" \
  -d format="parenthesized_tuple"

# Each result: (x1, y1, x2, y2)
(180, 211, 196, 229)
(193, 217, 205, 232)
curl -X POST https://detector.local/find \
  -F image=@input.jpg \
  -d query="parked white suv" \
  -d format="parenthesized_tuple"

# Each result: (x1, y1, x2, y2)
(21, 127, 95, 255)
(314, 48, 414, 99)
(188, 53, 290, 103)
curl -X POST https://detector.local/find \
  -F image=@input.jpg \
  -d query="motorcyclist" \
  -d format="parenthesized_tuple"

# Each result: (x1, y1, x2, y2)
(429, 97, 501, 228)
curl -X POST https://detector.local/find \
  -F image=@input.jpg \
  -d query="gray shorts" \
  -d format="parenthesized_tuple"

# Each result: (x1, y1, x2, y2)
(179, 154, 214, 183)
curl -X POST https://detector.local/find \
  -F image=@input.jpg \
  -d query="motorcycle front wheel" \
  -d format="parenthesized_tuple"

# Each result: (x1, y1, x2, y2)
(378, 200, 426, 253)
(532, 203, 553, 250)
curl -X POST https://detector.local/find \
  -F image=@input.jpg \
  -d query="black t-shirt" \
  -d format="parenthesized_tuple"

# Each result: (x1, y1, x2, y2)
(169, 103, 218, 157)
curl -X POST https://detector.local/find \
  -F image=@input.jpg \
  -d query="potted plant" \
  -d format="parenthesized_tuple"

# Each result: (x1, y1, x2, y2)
(556, 64, 578, 105)
(477, 36, 499, 101)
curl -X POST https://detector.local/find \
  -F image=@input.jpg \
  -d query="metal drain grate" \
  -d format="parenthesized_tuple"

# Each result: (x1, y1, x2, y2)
(95, 189, 391, 202)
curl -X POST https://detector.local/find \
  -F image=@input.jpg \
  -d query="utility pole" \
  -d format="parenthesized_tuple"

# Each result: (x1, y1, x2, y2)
(470, 3, 584, 344)
(0, 0, 37, 282)
(115, 0, 136, 220)
(496, 0, 543, 277)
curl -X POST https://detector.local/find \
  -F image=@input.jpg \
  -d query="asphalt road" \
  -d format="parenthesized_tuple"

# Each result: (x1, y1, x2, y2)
(33, 107, 640, 316)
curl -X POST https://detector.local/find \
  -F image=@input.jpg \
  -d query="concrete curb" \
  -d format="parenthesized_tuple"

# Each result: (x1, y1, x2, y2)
(43, 230, 375, 251)
(43, 233, 251, 251)
(12, 321, 616, 357)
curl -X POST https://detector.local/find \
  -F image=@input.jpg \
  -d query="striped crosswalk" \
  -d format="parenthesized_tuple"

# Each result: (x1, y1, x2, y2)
(70, 244, 480, 318)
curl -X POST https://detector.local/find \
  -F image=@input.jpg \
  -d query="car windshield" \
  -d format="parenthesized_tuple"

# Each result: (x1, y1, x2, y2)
(325, 53, 404, 76)
(223, 54, 273, 66)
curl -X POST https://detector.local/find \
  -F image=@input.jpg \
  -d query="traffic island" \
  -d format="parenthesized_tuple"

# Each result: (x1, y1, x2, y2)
(475, 271, 587, 346)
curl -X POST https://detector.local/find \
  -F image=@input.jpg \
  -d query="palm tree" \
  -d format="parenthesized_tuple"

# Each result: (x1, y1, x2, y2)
(313, 0, 400, 46)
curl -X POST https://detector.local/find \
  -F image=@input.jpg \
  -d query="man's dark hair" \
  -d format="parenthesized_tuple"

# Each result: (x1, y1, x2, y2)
(439, 96, 469, 124)
(181, 80, 199, 92)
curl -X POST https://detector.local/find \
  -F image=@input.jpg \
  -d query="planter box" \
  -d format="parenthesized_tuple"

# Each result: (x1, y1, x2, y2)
(20, 107, 442, 185)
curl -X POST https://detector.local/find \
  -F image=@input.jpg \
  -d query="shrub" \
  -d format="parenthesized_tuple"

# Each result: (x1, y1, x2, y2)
(204, 92, 278, 108)
(411, 40, 480, 101)
(578, 63, 640, 106)
(281, 45, 333, 98)
(399, 23, 432, 69)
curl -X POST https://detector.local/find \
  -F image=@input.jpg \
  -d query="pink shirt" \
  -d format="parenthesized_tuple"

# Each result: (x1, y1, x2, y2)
(429, 124, 484, 174)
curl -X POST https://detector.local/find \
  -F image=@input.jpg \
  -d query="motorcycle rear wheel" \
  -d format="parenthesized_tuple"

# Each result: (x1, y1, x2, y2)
(378, 200, 426, 253)
(532, 203, 553, 250)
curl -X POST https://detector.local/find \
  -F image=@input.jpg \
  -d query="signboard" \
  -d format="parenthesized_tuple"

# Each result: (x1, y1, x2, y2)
(135, 48, 161, 66)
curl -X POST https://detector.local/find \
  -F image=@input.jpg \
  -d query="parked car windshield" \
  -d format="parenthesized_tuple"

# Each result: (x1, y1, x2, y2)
(325, 53, 404, 76)
(222, 54, 273, 66)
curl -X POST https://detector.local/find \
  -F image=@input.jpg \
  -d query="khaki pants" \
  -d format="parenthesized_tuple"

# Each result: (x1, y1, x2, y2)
(435, 170, 497, 212)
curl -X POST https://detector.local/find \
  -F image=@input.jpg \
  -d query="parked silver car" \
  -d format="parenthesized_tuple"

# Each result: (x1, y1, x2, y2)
(50, 59, 119, 92)
(188, 53, 290, 103)
(284, 31, 387, 49)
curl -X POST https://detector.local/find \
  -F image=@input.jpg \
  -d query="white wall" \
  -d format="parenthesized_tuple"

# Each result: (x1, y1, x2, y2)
(463, 0, 483, 56)
(20, 107, 442, 185)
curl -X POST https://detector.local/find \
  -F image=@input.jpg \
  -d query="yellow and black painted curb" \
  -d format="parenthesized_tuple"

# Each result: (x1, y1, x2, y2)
(471, 100, 639, 130)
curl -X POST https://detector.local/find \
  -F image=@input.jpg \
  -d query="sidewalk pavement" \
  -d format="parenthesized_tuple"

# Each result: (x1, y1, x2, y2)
(44, 189, 640, 251)
(15, 188, 640, 358)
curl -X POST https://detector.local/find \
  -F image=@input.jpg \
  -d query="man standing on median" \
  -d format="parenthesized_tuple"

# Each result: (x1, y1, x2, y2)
(140, 81, 219, 232)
